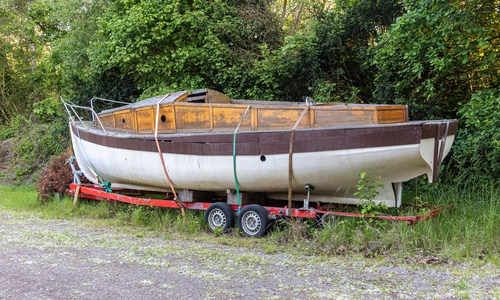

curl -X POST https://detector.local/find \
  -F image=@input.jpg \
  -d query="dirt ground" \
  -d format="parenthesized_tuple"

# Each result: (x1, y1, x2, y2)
(1, 210, 499, 300)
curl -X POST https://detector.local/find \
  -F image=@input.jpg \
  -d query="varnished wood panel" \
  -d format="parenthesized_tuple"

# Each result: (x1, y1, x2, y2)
(156, 106, 175, 133)
(376, 106, 408, 124)
(212, 106, 251, 132)
(257, 108, 310, 130)
(97, 98, 409, 134)
(175, 105, 211, 132)
(313, 108, 375, 126)
(99, 114, 115, 129)
(135, 107, 154, 134)
(113, 110, 135, 132)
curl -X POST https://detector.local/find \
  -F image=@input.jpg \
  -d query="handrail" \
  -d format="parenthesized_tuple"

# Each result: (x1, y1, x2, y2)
(90, 97, 129, 121)
(60, 97, 108, 135)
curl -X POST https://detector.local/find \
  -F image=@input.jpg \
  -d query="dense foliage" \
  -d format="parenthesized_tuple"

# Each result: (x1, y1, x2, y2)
(0, 0, 499, 182)
(89, 0, 283, 100)
(372, 0, 500, 121)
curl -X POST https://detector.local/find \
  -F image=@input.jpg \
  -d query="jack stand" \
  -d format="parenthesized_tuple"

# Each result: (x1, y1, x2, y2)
(303, 184, 314, 209)
(68, 156, 84, 184)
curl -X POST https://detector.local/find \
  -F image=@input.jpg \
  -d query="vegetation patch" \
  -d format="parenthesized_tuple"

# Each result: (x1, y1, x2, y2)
(36, 149, 89, 203)
(2, 178, 500, 265)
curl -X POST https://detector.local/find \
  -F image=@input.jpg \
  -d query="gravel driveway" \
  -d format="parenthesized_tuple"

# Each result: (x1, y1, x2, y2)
(0, 210, 499, 299)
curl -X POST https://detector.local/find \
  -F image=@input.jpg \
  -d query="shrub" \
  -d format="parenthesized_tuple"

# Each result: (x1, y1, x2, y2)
(36, 149, 88, 202)
(455, 89, 500, 180)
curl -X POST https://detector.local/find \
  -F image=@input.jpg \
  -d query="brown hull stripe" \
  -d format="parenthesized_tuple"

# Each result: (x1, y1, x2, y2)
(71, 121, 457, 157)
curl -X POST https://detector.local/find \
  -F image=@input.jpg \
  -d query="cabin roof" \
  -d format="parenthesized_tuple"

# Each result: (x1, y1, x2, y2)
(99, 90, 187, 115)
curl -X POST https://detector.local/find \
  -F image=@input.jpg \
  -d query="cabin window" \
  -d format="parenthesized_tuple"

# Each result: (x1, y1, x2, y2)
(161, 115, 167, 123)
(187, 89, 207, 103)
(122, 119, 126, 124)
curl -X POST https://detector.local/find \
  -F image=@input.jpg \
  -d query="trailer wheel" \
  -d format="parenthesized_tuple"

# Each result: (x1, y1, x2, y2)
(238, 204, 269, 237)
(205, 202, 234, 233)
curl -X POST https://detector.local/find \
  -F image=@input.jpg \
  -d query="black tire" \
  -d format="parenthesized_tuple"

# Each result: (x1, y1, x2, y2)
(237, 204, 269, 237)
(204, 202, 234, 233)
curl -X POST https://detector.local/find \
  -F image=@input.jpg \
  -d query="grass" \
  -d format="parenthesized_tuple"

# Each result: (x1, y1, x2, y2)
(1, 181, 500, 263)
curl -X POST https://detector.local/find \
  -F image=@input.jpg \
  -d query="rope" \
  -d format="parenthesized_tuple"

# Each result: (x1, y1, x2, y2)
(233, 105, 252, 214)
(154, 94, 185, 215)
(287, 106, 310, 215)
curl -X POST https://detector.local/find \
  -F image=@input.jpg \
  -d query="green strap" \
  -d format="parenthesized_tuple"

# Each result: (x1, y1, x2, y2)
(233, 105, 251, 213)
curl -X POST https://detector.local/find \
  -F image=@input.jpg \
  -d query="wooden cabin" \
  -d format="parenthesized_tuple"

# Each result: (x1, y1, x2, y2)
(97, 89, 408, 134)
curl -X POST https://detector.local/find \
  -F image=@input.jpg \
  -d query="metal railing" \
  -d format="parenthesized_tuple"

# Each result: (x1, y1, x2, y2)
(60, 96, 108, 135)
(90, 97, 129, 121)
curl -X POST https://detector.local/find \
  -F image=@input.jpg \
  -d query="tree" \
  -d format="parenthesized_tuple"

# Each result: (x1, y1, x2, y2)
(249, 0, 403, 102)
(455, 89, 500, 180)
(312, 0, 403, 103)
(30, 0, 137, 106)
(372, 0, 500, 180)
(372, 0, 499, 120)
(88, 0, 283, 100)
(0, 0, 40, 125)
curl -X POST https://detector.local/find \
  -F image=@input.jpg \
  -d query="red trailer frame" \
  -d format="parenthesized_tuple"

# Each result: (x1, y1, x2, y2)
(67, 183, 450, 237)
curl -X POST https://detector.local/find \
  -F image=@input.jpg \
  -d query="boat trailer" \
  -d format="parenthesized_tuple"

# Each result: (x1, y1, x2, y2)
(67, 182, 449, 237)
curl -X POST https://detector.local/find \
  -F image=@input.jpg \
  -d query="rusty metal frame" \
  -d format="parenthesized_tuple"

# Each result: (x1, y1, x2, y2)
(67, 183, 450, 226)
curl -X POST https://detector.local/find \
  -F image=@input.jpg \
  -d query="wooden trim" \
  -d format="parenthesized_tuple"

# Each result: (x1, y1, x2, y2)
(251, 108, 257, 131)
(71, 121, 455, 158)
(209, 106, 214, 131)
(172, 104, 177, 132)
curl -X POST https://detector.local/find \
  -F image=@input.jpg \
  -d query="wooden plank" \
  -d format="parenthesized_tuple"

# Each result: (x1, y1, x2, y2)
(135, 107, 154, 134)
(209, 106, 214, 131)
(173, 93, 188, 102)
(99, 115, 115, 129)
(156, 105, 175, 133)
(251, 107, 258, 130)
(226, 190, 265, 205)
(257, 108, 310, 130)
(314, 108, 375, 126)
(175, 105, 211, 132)
(98, 99, 410, 133)
(178, 189, 213, 202)
(212, 106, 251, 132)
(376, 106, 408, 123)
(206, 89, 231, 103)
(113, 110, 135, 132)
(73, 185, 80, 208)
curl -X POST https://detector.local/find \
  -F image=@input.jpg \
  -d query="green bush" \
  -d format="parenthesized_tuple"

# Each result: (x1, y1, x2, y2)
(6, 109, 69, 183)
(455, 89, 500, 180)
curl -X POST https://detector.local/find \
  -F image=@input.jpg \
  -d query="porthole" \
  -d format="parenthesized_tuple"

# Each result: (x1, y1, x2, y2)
(122, 119, 126, 124)
(161, 115, 166, 123)
(260, 155, 266, 162)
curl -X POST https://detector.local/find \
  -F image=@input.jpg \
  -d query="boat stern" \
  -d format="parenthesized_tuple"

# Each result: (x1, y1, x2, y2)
(419, 120, 457, 183)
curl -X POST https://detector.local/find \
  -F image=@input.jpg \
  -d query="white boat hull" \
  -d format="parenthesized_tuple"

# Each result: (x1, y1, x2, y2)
(71, 125, 454, 207)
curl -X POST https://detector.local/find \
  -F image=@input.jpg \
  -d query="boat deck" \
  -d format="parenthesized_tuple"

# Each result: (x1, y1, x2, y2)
(96, 89, 409, 135)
